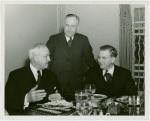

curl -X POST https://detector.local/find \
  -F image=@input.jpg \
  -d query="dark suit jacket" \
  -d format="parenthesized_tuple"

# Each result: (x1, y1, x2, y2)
(46, 33, 97, 92)
(85, 65, 137, 97)
(5, 65, 61, 111)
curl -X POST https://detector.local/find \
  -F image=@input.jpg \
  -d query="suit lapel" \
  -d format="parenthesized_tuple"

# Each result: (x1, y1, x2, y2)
(95, 67, 106, 88)
(58, 33, 68, 48)
(58, 33, 71, 56)
(42, 70, 54, 94)
(113, 65, 121, 88)
(23, 65, 37, 92)
(70, 33, 78, 50)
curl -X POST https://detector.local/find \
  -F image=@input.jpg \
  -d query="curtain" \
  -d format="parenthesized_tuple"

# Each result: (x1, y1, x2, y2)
(119, 4, 132, 71)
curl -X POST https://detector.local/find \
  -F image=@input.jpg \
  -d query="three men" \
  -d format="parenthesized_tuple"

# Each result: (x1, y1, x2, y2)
(5, 13, 138, 112)
(85, 45, 137, 97)
(46, 14, 97, 101)
(5, 43, 61, 113)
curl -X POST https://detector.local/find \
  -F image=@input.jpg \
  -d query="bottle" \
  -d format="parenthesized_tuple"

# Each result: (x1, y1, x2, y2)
(136, 95, 140, 105)
(136, 107, 140, 115)
(128, 96, 134, 115)
(99, 110, 103, 116)
(132, 95, 136, 105)
(128, 96, 132, 105)
(93, 109, 97, 115)
(135, 96, 140, 115)
(128, 107, 133, 115)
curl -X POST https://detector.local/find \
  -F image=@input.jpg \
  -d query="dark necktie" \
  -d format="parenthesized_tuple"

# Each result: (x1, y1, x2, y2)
(37, 70, 42, 85)
(68, 37, 73, 48)
(104, 70, 112, 84)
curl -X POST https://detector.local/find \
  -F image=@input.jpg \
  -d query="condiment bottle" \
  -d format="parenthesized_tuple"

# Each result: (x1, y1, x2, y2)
(93, 109, 97, 115)
(132, 95, 136, 105)
(99, 110, 103, 116)
(137, 95, 140, 105)
(128, 96, 132, 105)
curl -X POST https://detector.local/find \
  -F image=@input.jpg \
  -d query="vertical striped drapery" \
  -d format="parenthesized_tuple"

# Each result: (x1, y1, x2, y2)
(119, 4, 132, 71)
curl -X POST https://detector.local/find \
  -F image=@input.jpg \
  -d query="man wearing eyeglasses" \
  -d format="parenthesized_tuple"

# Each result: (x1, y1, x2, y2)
(85, 45, 137, 97)
(5, 43, 62, 114)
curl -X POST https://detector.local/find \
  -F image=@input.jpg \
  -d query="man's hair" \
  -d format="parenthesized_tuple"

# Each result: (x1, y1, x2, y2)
(65, 14, 80, 23)
(29, 43, 47, 60)
(100, 45, 118, 58)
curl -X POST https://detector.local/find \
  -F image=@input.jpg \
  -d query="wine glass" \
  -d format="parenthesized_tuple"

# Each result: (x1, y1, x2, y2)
(84, 84, 96, 99)
(75, 90, 88, 102)
(75, 90, 93, 115)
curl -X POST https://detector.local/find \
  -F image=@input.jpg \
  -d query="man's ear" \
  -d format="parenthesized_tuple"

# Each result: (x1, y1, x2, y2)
(111, 57, 116, 63)
(77, 25, 80, 30)
(33, 55, 38, 62)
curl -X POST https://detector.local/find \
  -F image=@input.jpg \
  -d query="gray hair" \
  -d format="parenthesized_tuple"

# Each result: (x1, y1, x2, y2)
(65, 14, 80, 23)
(29, 43, 47, 60)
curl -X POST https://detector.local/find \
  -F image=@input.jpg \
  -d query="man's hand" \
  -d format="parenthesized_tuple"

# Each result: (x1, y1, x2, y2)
(27, 85, 47, 102)
(48, 93, 61, 101)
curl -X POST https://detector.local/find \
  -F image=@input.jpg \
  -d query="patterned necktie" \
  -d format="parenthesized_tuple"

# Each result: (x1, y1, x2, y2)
(37, 70, 42, 85)
(104, 70, 112, 84)
(68, 37, 73, 48)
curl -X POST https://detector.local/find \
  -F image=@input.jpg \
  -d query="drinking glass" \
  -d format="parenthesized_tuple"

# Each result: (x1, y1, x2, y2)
(76, 101, 93, 116)
(84, 84, 96, 98)
(75, 90, 93, 115)
(75, 90, 88, 102)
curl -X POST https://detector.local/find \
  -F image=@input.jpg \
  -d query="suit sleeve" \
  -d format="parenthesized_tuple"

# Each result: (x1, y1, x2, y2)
(83, 36, 97, 68)
(5, 72, 26, 110)
(46, 35, 56, 60)
(49, 71, 62, 94)
(84, 69, 93, 86)
(55, 76, 62, 94)
(46, 35, 57, 69)
(124, 70, 138, 96)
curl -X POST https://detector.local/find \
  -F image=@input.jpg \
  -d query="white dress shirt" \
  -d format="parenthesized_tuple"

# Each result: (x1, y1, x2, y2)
(30, 63, 42, 80)
(24, 63, 42, 109)
(103, 65, 114, 82)
(65, 35, 74, 42)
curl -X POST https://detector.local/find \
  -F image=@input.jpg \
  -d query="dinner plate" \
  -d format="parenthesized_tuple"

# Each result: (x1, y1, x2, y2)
(92, 94, 107, 100)
(37, 100, 73, 108)
(116, 96, 128, 103)
(90, 94, 107, 107)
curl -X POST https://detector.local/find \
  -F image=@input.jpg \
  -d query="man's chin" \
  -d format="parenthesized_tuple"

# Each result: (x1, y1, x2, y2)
(100, 65, 105, 70)
(65, 33, 74, 37)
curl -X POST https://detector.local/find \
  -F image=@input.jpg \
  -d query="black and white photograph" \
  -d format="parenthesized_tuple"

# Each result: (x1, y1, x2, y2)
(0, 1, 149, 120)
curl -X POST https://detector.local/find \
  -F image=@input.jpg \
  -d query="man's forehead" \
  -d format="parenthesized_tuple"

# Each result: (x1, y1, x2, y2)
(65, 17, 79, 23)
(40, 48, 49, 54)
(99, 50, 111, 56)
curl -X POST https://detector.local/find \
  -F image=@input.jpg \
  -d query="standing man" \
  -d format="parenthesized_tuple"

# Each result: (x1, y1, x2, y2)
(46, 14, 97, 101)
(85, 45, 137, 97)
(5, 43, 61, 114)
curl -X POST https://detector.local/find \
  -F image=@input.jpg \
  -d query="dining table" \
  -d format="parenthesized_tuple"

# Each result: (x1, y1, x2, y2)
(6, 96, 145, 116)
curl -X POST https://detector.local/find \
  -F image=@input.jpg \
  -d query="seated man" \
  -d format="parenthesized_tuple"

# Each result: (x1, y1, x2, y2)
(5, 43, 62, 113)
(85, 45, 137, 97)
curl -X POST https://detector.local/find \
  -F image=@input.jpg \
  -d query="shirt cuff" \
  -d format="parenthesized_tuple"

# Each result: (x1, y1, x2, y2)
(24, 93, 29, 109)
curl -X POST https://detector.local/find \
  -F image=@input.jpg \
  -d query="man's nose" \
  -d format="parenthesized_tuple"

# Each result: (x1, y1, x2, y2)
(68, 26, 71, 31)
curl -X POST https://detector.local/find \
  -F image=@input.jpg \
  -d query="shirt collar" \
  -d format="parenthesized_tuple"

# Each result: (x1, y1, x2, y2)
(65, 35, 74, 42)
(103, 64, 114, 76)
(30, 63, 42, 81)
